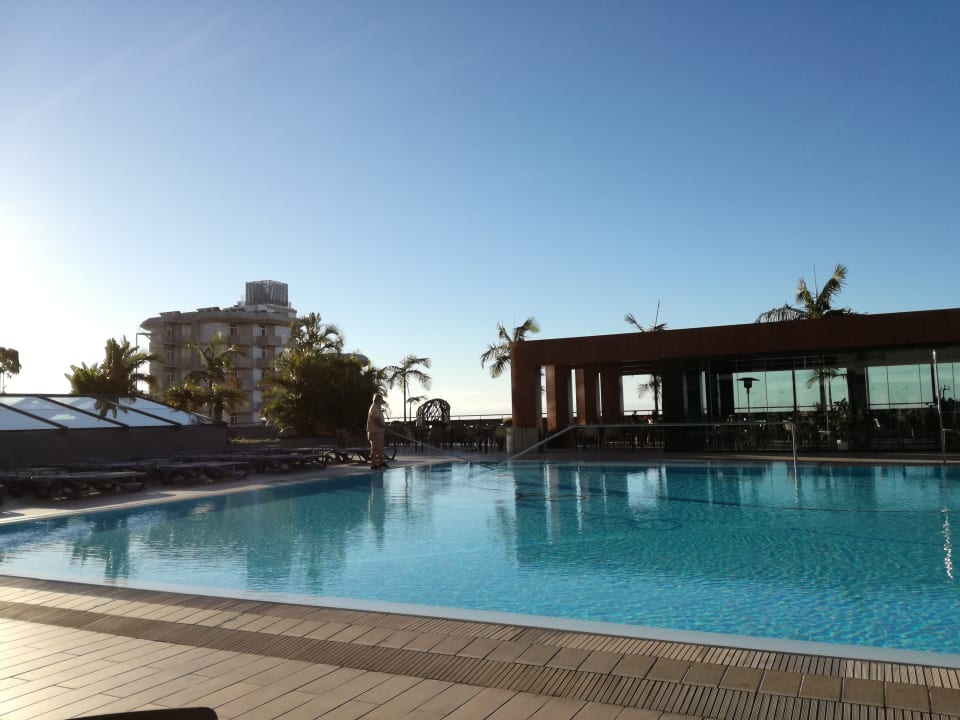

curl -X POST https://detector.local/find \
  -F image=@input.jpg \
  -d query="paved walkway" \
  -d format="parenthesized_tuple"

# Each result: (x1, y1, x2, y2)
(2, 449, 960, 719)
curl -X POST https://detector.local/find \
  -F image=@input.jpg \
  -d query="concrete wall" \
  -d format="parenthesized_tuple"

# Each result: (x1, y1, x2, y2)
(0, 425, 230, 470)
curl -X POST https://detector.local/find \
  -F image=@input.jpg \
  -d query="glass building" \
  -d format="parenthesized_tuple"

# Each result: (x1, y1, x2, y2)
(508, 308, 960, 453)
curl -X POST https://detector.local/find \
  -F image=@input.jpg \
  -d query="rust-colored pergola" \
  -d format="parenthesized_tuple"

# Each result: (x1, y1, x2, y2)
(509, 307, 960, 452)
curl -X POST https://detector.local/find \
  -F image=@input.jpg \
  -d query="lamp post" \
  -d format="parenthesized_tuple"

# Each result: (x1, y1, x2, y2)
(739, 377, 759, 417)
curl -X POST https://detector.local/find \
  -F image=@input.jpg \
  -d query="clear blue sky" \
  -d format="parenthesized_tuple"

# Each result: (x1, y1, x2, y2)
(3, 1, 958, 417)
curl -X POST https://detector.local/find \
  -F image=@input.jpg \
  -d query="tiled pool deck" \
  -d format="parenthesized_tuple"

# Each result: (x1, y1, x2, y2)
(3, 449, 960, 720)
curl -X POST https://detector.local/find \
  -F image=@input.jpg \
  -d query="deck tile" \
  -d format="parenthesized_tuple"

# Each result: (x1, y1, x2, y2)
(798, 673, 841, 701)
(515, 644, 560, 666)
(612, 708, 662, 720)
(547, 647, 593, 670)
(718, 665, 763, 692)
(350, 626, 397, 647)
(327, 623, 377, 643)
(568, 700, 623, 719)
(929, 685, 960, 715)
(579, 651, 622, 675)
(313, 698, 382, 720)
(353, 673, 424, 705)
(884, 680, 930, 712)
(59, 663, 157, 692)
(681, 662, 725, 688)
(429, 635, 475, 656)
(356, 678, 457, 720)
(485, 690, 549, 719)
(459, 637, 501, 659)
(758, 670, 801, 697)
(840, 677, 884, 706)
(526, 696, 586, 720)
(645, 659, 689, 683)
(375, 629, 420, 649)
(611, 654, 655, 679)
(258, 616, 305, 635)
(486, 641, 533, 663)
(302, 622, 349, 640)
(229, 688, 316, 719)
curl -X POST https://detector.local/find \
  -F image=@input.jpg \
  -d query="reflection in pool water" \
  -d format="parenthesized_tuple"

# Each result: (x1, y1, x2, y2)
(1, 461, 959, 656)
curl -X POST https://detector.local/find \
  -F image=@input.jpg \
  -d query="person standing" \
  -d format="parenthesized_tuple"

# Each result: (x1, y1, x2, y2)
(367, 393, 387, 469)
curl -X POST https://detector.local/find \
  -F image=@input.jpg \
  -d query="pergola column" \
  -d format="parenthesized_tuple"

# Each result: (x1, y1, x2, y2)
(600, 369, 623, 423)
(575, 368, 600, 424)
(545, 364, 573, 438)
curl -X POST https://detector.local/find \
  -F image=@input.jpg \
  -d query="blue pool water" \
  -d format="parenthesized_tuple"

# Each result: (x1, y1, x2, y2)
(2, 461, 960, 657)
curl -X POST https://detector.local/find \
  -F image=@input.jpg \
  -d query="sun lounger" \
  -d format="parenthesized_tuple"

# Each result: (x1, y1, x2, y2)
(9, 470, 146, 500)
(327, 446, 396, 464)
(328, 447, 371, 463)
(145, 459, 251, 485)
(237, 451, 327, 473)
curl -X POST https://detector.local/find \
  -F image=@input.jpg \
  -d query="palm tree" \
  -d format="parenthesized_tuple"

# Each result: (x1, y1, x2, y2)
(289, 312, 344, 354)
(66, 337, 158, 395)
(756, 263, 852, 322)
(480, 317, 541, 379)
(384, 355, 432, 423)
(797, 263, 850, 319)
(162, 333, 246, 420)
(806, 366, 847, 438)
(625, 302, 667, 417)
(406, 394, 426, 420)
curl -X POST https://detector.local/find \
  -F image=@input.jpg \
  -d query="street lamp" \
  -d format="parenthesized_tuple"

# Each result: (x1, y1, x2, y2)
(739, 377, 760, 417)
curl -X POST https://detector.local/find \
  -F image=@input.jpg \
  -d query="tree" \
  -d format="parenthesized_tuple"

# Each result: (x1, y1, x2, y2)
(406, 394, 426, 419)
(66, 337, 158, 395)
(0, 346, 21, 393)
(162, 333, 245, 420)
(289, 312, 344, 354)
(260, 314, 383, 436)
(625, 302, 667, 417)
(756, 263, 852, 322)
(480, 317, 540, 379)
(384, 355, 432, 423)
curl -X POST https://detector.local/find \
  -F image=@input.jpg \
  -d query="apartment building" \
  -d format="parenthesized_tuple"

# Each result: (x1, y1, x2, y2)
(140, 281, 297, 424)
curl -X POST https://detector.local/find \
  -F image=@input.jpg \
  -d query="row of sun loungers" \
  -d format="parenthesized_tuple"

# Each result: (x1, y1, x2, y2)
(0, 469, 147, 501)
(0, 446, 341, 503)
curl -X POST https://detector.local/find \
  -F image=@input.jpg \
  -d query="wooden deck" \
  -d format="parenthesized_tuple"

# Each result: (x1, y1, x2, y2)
(2, 575, 960, 719)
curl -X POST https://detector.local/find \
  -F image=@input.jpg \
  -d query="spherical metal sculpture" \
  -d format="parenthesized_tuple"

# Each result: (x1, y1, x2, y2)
(416, 398, 450, 426)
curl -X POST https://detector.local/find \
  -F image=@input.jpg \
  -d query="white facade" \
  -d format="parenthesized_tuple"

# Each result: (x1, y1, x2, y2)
(141, 282, 297, 424)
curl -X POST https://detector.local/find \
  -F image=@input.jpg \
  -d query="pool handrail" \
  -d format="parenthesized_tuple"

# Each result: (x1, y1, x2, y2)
(499, 420, 774, 464)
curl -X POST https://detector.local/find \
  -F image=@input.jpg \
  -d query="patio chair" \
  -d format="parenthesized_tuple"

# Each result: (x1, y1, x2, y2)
(74, 709, 217, 720)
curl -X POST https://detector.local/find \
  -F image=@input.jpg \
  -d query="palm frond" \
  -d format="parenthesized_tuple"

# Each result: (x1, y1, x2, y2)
(755, 304, 805, 323)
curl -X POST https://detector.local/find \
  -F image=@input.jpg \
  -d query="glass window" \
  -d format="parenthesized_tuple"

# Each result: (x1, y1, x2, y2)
(887, 365, 923, 407)
(764, 370, 796, 412)
(0, 396, 121, 429)
(114, 396, 213, 425)
(868, 366, 890, 408)
(732, 373, 765, 415)
(0, 404, 60, 430)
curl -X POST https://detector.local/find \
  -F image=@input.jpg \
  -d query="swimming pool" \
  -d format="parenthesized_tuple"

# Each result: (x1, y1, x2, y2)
(2, 461, 959, 660)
